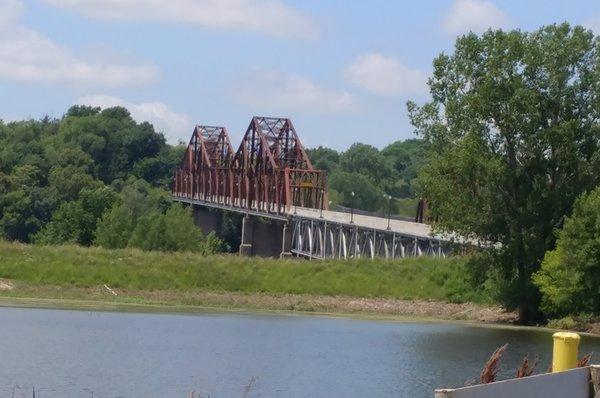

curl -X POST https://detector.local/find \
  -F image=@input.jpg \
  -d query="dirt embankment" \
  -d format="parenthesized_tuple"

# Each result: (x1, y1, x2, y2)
(0, 279, 14, 291)
(154, 290, 517, 323)
(0, 282, 517, 324)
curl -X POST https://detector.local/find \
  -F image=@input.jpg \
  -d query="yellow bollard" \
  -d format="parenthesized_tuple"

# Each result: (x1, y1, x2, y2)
(552, 332, 580, 372)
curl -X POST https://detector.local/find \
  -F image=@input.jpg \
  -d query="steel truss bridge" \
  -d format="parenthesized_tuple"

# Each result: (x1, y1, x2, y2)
(173, 117, 454, 259)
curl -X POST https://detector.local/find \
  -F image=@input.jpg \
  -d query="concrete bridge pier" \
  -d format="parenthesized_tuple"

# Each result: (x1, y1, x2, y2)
(192, 205, 291, 258)
(238, 215, 292, 258)
(280, 222, 292, 258)
(193, 206, 222, 235)
(239, 215, 254, 256)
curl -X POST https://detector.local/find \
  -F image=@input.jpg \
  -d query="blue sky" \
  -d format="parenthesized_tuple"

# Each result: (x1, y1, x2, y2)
(1, 0, 599, 149)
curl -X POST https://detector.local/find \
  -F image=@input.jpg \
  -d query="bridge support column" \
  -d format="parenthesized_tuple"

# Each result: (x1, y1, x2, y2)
(239, 215, 254, 256)
(280, 222, 292, 258)
(193, 206, 222, 235)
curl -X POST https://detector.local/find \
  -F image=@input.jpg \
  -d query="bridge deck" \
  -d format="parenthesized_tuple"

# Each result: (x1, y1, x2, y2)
(290, 207, 432, 239)
(173, 195, 435, 239)
(173, 195, 454, 258)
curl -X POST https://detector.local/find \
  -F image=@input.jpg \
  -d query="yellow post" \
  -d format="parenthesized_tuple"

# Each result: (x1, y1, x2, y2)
(552, 332, 580, 372)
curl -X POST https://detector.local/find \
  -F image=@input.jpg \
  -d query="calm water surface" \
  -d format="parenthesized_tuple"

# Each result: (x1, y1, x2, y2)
(1, 306, 599, 398)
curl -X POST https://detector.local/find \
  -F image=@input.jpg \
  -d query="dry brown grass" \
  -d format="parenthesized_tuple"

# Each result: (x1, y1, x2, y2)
(480, 344, 508, 384)
(515, 355, 538, 378)
(0, 283, 515, 323)
(577, 353, 592, 367)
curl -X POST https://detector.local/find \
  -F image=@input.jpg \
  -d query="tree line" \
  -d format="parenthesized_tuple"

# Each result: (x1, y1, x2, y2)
(0, 106, 223, 254)
(307, 139, 427, 217)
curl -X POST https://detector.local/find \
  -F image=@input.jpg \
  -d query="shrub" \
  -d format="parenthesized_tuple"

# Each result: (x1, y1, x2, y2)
(95, 205, 135, 249)
(162, 205, 204, 251)
(128, 212, 165, 251)
(34, 201, 92, 245)
(534, 187, 600, 317)
(35, 186, 117, 246)
(200, 231, 229, 255)
(547, 317, 578, 331)
(127, 205, 225, 254)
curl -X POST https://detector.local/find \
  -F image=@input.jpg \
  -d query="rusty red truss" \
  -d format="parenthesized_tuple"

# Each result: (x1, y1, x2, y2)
(174, 125, 235, 202)
(173, 117, 328, 214)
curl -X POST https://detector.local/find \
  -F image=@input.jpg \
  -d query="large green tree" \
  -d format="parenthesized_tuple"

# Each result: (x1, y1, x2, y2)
(408, 24, 600, 322)
(339, 143, 395, 184)
(381, 139, 429, 197)
(329, 171, 384, 211)
(58, 106, 174, 185)
(0, 165, 55, 241)
(306, 146, 340, 174)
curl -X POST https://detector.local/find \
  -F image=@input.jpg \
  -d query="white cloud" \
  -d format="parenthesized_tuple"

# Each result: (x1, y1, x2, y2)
(343, 53, 427, 97)
(0, 0, 157, 87)
(0, 0, 22, 26)
(234, 69, 358, 113)
(77, 94, 191, 144)
(442, 0, 513, 35)
(43, 0, 316, 39)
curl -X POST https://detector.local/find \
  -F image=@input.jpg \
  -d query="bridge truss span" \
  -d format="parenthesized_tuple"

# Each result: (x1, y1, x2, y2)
(173, 117, 327, 214)
(173, 125, 235, 204)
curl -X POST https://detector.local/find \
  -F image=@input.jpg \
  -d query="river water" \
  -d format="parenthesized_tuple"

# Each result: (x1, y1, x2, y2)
(1, 307, 599, 398)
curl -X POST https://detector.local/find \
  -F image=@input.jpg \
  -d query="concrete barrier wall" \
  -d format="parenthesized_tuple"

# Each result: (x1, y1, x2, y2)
(435, 366, 598, 398)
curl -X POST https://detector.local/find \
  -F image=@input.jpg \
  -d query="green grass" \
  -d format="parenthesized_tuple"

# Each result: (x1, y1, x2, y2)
(0, 241, 486, 303)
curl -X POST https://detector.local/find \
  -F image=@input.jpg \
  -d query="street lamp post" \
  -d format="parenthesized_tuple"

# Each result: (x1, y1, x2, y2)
(294, 187, 298, 215)
(350, 191, 355, 224)
(386, 194, 392, 230)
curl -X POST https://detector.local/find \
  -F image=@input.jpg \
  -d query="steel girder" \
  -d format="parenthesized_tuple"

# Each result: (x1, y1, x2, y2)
(290, 218, 449, 259)
(173, 117, 328, 214)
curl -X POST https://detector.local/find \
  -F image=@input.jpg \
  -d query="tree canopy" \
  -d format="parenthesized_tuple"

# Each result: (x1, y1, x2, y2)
(409, 23, 600, 322)
(307, 138, 428, 216)
(0, 105, 220, 253)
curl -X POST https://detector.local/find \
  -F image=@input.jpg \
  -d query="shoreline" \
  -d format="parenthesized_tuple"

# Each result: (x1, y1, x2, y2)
(0, 240, 596, 336)
(2, 287, 599, 337)
(0, 282, 518, 323)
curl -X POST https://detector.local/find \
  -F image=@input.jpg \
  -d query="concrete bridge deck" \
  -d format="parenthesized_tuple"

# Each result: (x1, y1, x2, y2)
(292, 206, 433, 239)
(173, 195, 454, 259)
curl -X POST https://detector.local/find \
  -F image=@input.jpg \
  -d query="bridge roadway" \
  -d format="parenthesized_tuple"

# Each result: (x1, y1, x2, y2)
(293, 206, 432, 238)
(173, 195, 452, 259)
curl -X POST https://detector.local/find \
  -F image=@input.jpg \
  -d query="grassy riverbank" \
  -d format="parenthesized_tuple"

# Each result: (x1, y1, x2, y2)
(0, 241, 509, 322)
